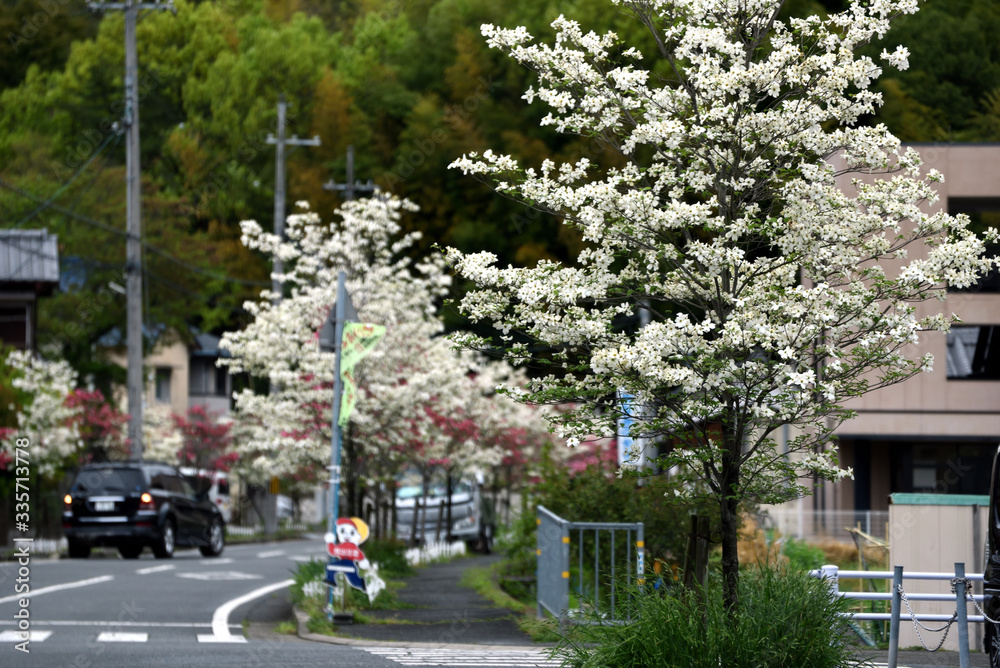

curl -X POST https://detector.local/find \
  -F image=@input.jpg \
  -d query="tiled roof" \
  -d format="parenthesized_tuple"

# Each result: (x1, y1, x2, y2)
(0, 229, 59, 283)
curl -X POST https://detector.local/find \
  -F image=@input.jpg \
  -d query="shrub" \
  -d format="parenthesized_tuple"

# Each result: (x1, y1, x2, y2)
(556, 566, 857, 668)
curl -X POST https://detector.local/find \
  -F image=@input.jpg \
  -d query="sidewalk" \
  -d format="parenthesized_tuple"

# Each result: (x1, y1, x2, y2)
(852, 648, 990, 667)
(318, 553, 541, 646)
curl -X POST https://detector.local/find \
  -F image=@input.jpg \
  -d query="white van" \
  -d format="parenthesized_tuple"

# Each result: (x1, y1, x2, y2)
(180, 468, 232, 523)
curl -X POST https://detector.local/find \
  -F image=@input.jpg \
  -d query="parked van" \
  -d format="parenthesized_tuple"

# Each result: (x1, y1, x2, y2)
(179, 468, 232, 523)
(394, 471, 494, 552)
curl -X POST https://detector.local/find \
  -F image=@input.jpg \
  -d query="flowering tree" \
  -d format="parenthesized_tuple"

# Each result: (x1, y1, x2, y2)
(446, 0, 1000, 613)
(142, 403, 185, 464)
(220, 196, 525, 522)
(173, 406, 237, 472)
(1, 350, 81, 475)
(65, 389, 129, 463)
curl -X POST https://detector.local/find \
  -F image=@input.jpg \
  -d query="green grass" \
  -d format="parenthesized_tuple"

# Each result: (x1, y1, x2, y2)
(459, 564, 532, 613)
(274, 620, 297, 635)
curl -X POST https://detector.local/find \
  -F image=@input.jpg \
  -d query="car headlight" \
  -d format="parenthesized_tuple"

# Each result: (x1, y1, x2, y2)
(452, 515, 477, 531)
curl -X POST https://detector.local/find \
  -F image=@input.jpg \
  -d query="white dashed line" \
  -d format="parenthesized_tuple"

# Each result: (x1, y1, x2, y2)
(0, 575, 114, 605)
(256, 550, 285, 558)
(0, 630, 52, 642)
(96, 632, 148, 642)
(177, 571, 263, 581)
(136, 564, 175, 575)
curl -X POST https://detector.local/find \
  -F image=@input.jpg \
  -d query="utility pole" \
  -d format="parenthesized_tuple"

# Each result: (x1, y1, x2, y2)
(88, 0, 173, 460)
(323, 145, 375, 202)
(266, 95, 320, 301)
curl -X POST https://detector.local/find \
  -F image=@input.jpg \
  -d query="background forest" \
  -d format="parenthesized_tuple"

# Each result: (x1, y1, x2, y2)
(2, 0, 999, 387)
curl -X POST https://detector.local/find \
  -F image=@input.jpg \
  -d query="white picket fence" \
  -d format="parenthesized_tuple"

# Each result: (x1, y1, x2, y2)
(404, 540, 466, 566)
(226, 522, 310, 537)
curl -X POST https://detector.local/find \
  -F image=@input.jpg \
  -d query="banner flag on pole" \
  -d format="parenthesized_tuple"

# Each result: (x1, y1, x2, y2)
(338, 322, 385, 426)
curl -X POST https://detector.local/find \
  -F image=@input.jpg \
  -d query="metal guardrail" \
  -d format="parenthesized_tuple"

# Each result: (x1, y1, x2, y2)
(812, 562, 984, 668)
(536, 505, 643, 623)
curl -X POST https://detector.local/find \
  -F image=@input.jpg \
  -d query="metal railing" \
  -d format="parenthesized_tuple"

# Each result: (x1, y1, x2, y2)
(536, 505, 643, 623)
(813, 562, 984, 668)
(758, 508, 889, 543)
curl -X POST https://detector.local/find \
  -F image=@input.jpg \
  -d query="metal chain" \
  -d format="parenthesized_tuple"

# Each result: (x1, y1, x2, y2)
(897, 584, 956, 652)
(957, 578, 1000, 625)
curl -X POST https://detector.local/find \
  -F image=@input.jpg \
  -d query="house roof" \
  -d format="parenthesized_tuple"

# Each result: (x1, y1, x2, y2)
(0, 229, 59, 283)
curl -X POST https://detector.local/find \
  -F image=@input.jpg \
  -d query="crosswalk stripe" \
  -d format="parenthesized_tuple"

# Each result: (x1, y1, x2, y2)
(0, 630, 52, 642)
(96, 632, 148, 642)
(361, 648, 560, 667)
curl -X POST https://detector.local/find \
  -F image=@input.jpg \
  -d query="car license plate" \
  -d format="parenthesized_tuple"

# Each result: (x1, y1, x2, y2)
(95, 501, 115, 512)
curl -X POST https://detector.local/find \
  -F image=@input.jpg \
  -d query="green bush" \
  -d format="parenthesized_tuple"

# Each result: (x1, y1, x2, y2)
(362, 538, 416, 579)
(556, 566, 857, 668)
(782, 537, 827, 573)
(496, 446, 718, 597)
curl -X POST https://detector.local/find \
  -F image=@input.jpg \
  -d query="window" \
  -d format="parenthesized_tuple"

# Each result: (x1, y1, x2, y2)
(215, 366, 228, 397)
(947, 326, 1000, 379)
(155, 367, 172, 402)
(947, 198, 1000, 293)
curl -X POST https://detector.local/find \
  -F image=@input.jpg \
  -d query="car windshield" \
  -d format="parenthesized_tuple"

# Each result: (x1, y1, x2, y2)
(72, 468, 145, 494)
(396, 481, 473, 499)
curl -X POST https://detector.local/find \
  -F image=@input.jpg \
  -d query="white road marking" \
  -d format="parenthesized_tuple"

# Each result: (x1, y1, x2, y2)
(0, 575, 114, 605)
(196, 579, 293, 644)
(0, 620, 239, 628)
(290, 555, 314, 562)
(201, 557, 233, 565)
(257, 549, 285, 558)
(0, 630, 52, 642)
(136, 564, 175, 574)
(361, 648, 562, 666)
(177, 571, 263, 581)
(96, 632, 148, 642)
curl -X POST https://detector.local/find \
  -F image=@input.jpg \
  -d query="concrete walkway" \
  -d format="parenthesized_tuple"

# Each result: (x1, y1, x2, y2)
(322, 553, 539, 646)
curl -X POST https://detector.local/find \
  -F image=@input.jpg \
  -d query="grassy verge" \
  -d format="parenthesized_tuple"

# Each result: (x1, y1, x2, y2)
(459, 564, 532, 613)
(224, 527, 308, 544)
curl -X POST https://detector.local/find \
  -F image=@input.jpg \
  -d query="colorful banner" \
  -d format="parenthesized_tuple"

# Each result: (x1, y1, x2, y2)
(339, 322, 386, 426)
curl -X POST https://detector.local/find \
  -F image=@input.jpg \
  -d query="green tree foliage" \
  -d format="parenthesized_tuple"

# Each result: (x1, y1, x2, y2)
(867, 0, 1000, 140)
(3, 0, 997, 384)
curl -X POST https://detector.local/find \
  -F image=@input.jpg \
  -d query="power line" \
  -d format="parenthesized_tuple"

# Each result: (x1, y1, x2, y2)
(0, 177, 270, 288)
(14, 130, 121, 228)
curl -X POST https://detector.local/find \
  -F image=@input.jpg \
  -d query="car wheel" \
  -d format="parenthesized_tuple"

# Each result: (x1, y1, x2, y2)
(152, 519, 176, 559)
(989, 622, 1000, 668)
(119, 545, 143, 559)
(199, 520, 225, 557)
(67, 538, 91, 559)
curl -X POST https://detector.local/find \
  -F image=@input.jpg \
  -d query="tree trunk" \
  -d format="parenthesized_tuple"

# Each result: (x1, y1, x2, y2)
(719, 426, 743, 617)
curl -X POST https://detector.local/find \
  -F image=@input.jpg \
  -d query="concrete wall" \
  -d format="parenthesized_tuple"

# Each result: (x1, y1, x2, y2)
(835, 144, 1000, 440)
(888, 500, 987, 651)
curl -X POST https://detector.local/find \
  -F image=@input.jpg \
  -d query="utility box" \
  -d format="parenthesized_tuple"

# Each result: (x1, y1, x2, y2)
(888, 493, 988, 652)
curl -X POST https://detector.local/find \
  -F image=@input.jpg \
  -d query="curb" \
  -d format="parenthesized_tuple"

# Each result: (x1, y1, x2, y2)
(293, 607, 550, 652)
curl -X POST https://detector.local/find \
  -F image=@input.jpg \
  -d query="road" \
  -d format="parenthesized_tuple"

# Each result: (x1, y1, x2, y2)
(0, 538, 557, 667)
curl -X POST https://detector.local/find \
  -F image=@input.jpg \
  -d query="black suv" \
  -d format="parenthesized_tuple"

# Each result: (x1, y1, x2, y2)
(62, 461, 226, 559)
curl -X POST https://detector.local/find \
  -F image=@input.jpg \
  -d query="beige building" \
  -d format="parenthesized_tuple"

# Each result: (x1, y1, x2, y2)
(832, 145, 1000, 517)
(761, 145, 1000, 544)
(106, 329, 233, 418)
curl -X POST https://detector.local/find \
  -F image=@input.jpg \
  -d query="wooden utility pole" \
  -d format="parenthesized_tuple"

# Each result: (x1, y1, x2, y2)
(266, 95, 320, 301)
(88, 0, 172, 460)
